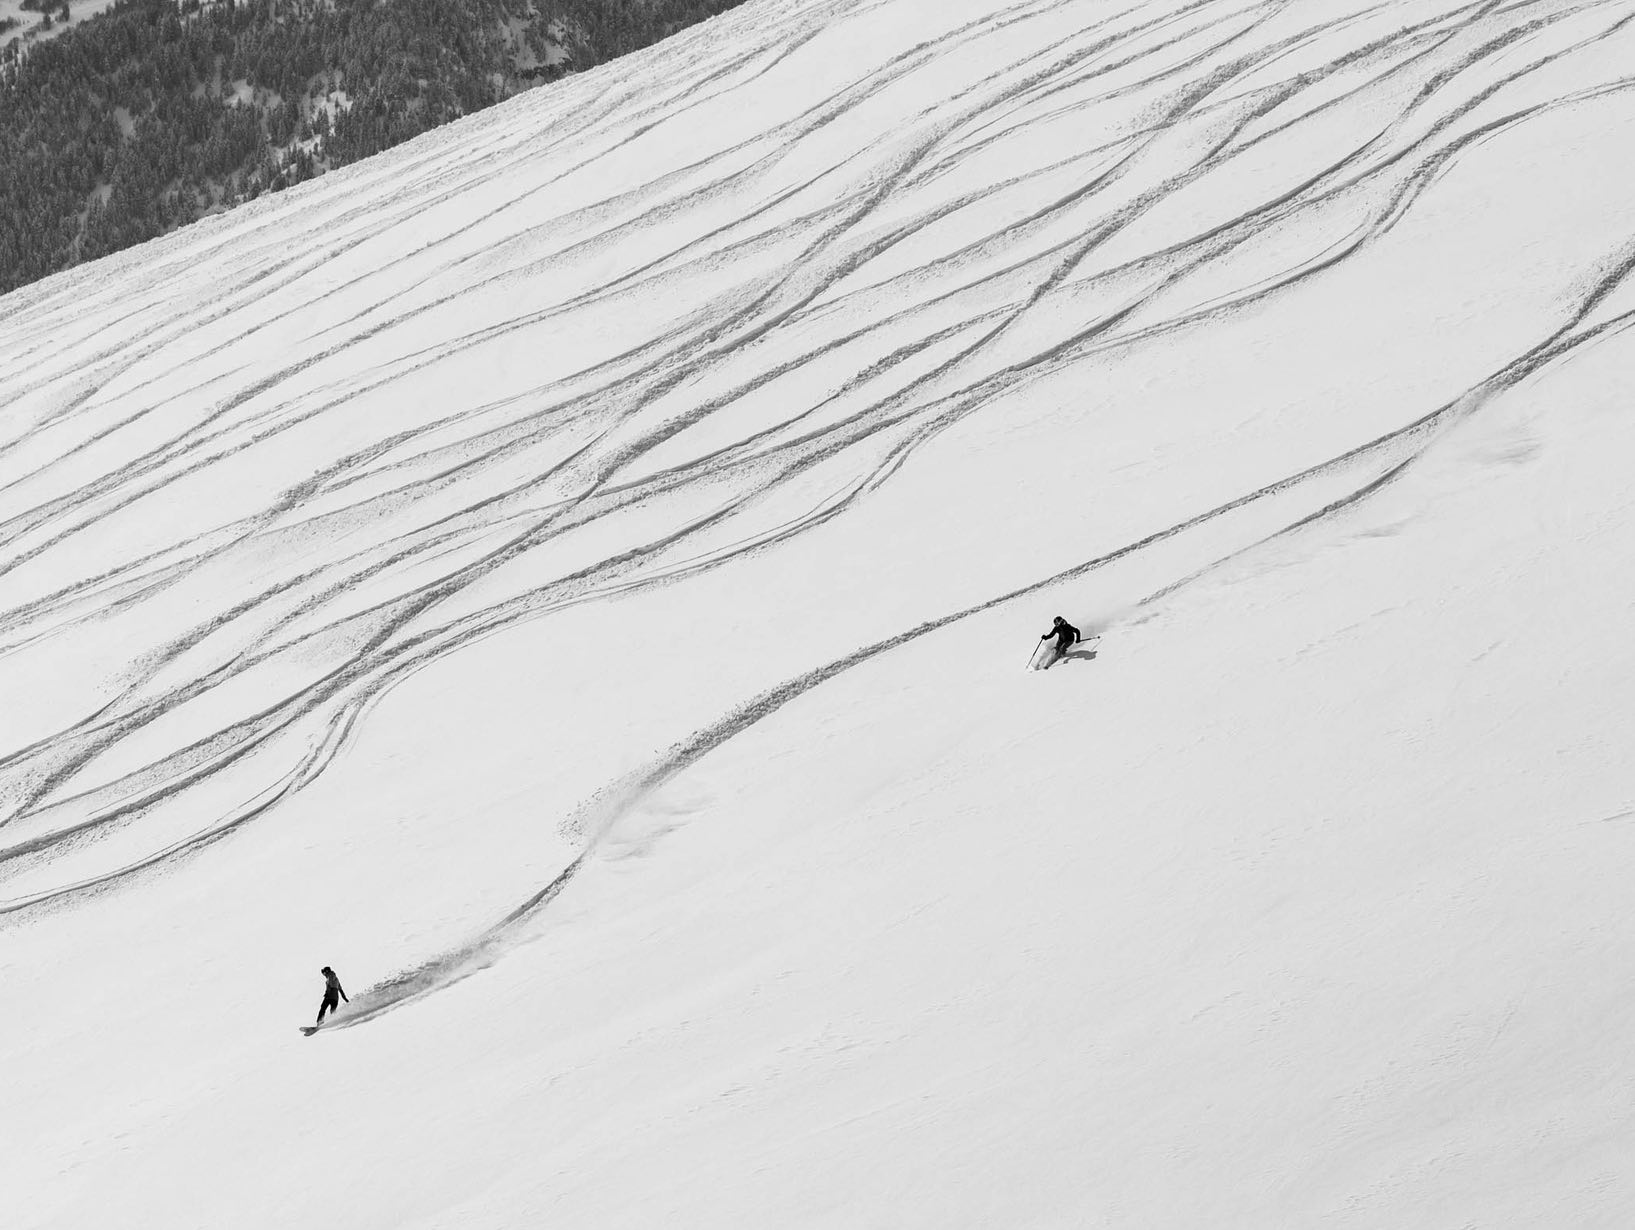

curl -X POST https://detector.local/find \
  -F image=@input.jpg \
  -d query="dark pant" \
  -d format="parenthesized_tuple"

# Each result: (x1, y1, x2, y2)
(317, 990, 340, 1024)
(1040, 636, 1072, 667)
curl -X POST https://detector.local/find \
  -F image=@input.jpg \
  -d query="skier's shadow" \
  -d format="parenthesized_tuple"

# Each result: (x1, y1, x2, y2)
(1056, 647, 1099, 666)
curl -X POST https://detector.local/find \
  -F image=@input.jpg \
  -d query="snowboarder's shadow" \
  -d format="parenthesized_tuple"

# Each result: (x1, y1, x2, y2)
(1056, 647, 1099, 666)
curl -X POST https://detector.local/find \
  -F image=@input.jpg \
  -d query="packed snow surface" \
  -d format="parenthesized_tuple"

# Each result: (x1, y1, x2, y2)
(5, 0, 1635, 1223)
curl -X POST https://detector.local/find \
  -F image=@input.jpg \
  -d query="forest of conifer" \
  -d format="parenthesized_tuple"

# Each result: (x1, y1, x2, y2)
(0, 0, 746, 292)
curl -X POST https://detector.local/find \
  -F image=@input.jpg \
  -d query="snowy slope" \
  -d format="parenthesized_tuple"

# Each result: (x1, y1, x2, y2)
(5, 0, 1635, 1223)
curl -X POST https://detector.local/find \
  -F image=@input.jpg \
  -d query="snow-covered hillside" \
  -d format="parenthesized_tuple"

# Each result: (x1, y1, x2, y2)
(5, 0, 1635, 1223)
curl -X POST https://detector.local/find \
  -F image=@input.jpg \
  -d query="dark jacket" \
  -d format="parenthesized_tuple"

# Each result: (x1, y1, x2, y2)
(1042, 620, 1080, 652)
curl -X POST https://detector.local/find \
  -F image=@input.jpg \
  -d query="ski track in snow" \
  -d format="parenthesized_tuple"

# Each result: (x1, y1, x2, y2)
(4, 0, 1635, 1022)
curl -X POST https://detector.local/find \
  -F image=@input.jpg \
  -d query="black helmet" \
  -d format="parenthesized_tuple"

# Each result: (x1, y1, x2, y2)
(1052, 615, 1065, 625)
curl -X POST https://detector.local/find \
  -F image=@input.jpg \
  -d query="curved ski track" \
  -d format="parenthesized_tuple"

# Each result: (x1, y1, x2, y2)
(3, 0, 1634, 1023)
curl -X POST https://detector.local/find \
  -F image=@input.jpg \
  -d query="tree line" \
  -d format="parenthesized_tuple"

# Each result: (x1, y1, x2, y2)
(0, 0, 747, 294)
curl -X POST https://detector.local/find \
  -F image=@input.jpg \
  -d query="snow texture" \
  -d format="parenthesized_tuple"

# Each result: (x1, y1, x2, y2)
(4, 0, 1635, 1224)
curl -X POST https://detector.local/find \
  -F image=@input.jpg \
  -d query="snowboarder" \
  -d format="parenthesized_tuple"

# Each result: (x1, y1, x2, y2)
(1037, 615, 1081, 667)
(315, 966, 348, 1026)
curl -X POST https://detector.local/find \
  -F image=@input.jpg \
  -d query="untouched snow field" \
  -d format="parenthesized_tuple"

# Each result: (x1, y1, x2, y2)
(5, 0, 1635, 1222)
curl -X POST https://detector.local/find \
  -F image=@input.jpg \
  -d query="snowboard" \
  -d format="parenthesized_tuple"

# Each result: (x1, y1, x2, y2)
(300, 1025, 321, 1036)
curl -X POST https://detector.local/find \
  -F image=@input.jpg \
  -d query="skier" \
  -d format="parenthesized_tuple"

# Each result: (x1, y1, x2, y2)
(315, 966, 348, 1026)
(1037, 615, 1081, 667)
